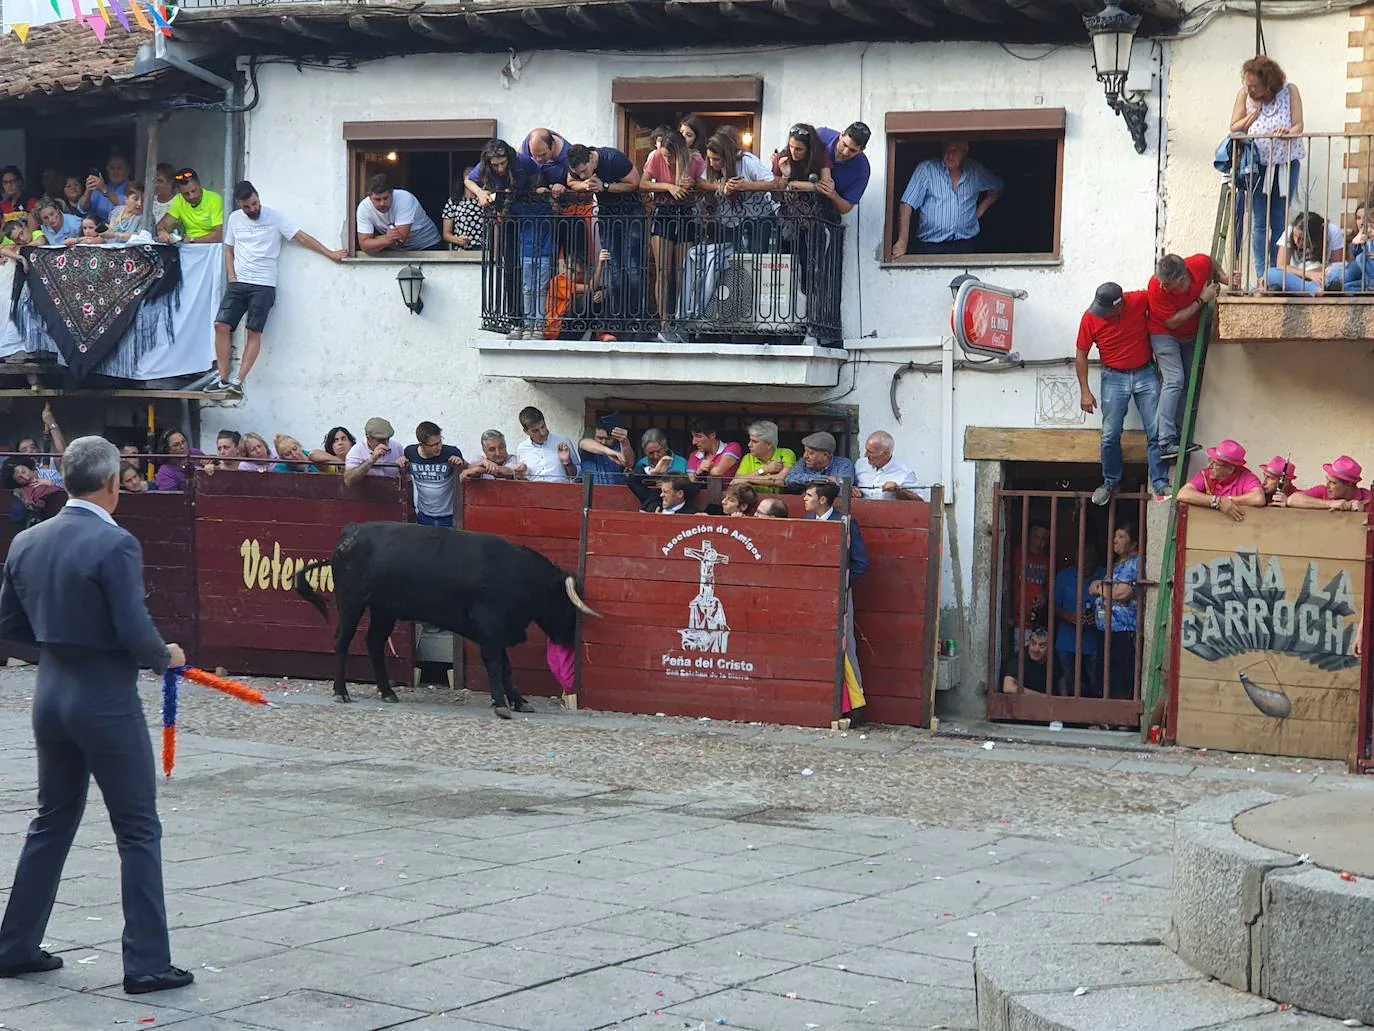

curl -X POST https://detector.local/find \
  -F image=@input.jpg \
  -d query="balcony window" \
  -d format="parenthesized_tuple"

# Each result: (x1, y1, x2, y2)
(883, 108, 1066, 265)
(612, 77, 763, 170)
(343, 118, 496, 259)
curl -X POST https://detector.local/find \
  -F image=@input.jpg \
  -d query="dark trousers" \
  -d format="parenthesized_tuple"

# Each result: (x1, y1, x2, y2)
(1106, 630, 1138, 700)
(1053, 647, 1100, 698)
(0, 649, 170, 976)
(415, 512, 454, 528)
(793, 220, 843, 341)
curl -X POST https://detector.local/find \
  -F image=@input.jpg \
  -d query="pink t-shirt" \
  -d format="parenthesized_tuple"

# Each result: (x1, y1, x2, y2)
(1301, 484, 1372, 502)
(642, 150, 706, 186)
(1189, 468, 1263, 497)
(687, 440, 743, 475)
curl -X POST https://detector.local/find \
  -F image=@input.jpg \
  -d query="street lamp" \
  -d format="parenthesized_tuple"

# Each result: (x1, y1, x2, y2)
(396, 264, 425, 315)
(1083, 2, 1149, 155)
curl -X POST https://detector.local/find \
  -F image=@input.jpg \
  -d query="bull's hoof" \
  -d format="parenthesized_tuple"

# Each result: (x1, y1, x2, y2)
(333, 692, 353, 704)
(380, 692, 400, 703)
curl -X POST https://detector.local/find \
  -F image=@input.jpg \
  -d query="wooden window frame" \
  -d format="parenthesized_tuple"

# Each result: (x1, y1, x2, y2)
(882, 108, 1066, 267)
(612, 76, 764, 166)
(343, 118, 497, 260)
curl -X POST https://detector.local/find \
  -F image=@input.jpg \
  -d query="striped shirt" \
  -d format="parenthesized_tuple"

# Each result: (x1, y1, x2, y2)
(899, 158, 1004, 243)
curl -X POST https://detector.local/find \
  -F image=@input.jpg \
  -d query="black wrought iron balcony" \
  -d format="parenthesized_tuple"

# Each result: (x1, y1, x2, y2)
(478, 195, 844, 344)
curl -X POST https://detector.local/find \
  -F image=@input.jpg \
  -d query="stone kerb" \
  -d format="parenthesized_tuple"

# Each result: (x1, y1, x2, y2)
(1169, 790, 1374, 1024)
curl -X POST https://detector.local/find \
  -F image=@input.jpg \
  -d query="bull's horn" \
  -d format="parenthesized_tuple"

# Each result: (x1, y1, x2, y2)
(565, 576, 601, 618)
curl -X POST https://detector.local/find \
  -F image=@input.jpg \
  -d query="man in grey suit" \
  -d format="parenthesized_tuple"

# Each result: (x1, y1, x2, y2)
(0, 436, 194, 995)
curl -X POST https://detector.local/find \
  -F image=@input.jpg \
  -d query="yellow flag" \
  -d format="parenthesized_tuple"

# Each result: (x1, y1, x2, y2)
(93, 0, 111, 22)
(12, 22, 30, 42)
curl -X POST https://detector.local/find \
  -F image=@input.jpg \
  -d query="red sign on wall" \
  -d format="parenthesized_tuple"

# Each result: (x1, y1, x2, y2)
(952, 279, 1024, 357)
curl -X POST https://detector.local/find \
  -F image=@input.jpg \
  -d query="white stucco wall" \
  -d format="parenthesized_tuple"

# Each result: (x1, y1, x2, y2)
(233, 40, 1164, 638)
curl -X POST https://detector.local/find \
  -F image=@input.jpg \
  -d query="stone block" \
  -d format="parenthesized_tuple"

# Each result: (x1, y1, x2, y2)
(1174, 791, 1284, 826)
(1169, 818, 1298, 991)
(1260, 865, 1374, 1023)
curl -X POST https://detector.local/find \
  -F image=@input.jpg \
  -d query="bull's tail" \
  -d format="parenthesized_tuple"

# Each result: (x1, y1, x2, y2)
(294, 561, 332, 623)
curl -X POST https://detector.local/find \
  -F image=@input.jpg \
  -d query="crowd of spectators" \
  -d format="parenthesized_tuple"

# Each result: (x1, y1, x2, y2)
(355, 120, 873, 345)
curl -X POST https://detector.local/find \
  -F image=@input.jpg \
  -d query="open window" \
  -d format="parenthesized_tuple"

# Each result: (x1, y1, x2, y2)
(612, 77, 762, 172)
(883, 109, 1065, 265)
(343, 118, 496, 258)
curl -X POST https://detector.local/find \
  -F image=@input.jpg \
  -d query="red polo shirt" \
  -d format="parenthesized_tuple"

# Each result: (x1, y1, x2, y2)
(1146, 254, 1213, 338)
(1076, 290, 1151, 370)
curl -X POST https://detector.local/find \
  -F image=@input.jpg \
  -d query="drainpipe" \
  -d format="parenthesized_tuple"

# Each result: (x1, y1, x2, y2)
(147, 38, 237, 194)
(941, 332, 955, 502)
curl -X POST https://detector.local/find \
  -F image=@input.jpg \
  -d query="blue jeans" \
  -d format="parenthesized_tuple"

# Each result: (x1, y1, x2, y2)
(601, 215, 645, 320)
(1339, 253, 1374, 291)
(1237, 162, 1301, 277)
(1100, 365, 1165, 491)
(415, 512, 453, 528)
(1150, 333, 1194, 451)
(519, 220, 555, 331)
(1263, 268, 1319, 294)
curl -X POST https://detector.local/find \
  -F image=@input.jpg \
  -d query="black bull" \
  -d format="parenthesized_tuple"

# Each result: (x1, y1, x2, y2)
(294, 522, 600, 704)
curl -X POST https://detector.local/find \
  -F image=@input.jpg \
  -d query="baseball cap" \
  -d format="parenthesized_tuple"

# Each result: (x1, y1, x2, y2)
(1088, 282, 1125, 318)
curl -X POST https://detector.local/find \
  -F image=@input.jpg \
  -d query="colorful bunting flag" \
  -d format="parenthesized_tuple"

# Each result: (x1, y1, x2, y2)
(128, 0, 151, 29)
(144, 1, 171, 35)
(93, 0, 111, 24)
(107, 0, 131, 32)
(48, 0, 59, 15)
(11, 22, 29, 43)
(85, 14, 108, 40)
(70, 0, 84, 18)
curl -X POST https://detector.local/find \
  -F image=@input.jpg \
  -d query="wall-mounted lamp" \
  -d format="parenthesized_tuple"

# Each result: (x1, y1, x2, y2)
(740, 130, 754, 148)
(1083, 2, 1149, 155)
(385, 150, 398, 163)
(397, 264, 425, 315)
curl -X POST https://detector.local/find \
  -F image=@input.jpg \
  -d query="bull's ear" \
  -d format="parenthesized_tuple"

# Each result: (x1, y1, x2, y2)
(565, 575, 601, 618)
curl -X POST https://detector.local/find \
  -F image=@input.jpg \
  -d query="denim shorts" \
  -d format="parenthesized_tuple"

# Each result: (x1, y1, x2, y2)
(215, 282, 277, 333)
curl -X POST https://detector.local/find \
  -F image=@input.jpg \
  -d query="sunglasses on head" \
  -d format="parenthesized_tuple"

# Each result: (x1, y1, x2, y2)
(174, 171, 196, 183)
(789, 125, 811, 138)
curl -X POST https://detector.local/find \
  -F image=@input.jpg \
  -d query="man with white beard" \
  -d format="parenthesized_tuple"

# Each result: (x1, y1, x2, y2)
(209, 180, 345, 399)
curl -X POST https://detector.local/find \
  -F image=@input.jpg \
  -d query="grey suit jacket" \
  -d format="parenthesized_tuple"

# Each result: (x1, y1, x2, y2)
(0, 505, 171, 672)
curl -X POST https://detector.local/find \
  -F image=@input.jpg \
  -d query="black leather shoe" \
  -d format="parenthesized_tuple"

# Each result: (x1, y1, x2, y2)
(512, 698, 534, 713)
(124, 966, 194, 994)
(0, 950, 62, 976)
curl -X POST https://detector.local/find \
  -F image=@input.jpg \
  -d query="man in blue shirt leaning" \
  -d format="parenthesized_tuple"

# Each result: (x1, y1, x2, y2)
(814, 123, 872, 216)
(892, 140, 1003, 257)
(784, 432, 856, 491)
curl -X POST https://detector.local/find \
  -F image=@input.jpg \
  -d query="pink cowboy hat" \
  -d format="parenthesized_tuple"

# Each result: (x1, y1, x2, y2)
(1205, 439, 1248, 466)
(1261, 455, 1296, 479)
(1323, 455, 1363, 484)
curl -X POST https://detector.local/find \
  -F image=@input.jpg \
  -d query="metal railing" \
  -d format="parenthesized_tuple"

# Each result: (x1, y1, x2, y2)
(987, 489, 1150, 728)
(479, 195, 844, 343)
(1218, 131, 1374, 296)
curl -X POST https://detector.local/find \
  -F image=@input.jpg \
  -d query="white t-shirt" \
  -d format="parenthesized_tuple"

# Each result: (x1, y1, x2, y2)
(1277, 222, 1346, 272)
(855, 456, 920, 500)
(515, 434, 580, 483)
(224, 206, 300, 287)
(344, 439, 405, 478)
(151, 194, 174, 227)
(354, 189, 441, 251)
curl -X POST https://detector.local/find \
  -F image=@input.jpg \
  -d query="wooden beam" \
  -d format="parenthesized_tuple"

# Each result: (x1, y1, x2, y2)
(664, 1, 716, 25)
(566, 4, 603, 29)
(888, 0, 937, 26)
(222, 18, 289, 44)
(347, 13, 407, 39)
(465, 12, 520, 38)
(1002, 0, 1066, 21)
(407, 13, 465, 42)
(771, 0, 820, 24)
(281, 16, 350, 44)
(830, 0, 879, 22)
(963, 426, 1149, 465)
(521, 7, 561, 34)
(941, 0, 1002, 23)
(719, 0, 773, 24)
(615, 2, 662, 29)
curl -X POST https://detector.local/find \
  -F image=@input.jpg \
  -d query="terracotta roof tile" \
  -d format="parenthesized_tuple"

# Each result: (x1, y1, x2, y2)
(0, 18, 149, 102)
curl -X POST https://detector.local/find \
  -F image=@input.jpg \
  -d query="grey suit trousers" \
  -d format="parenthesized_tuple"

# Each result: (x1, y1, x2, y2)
(0, 646, 170, 976)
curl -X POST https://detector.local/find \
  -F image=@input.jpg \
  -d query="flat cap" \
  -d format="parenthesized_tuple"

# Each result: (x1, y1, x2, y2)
(801, 431, 836, 453)
(364, 417, 395, 439)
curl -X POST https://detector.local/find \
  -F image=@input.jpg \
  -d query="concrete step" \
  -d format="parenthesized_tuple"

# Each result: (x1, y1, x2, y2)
(974, 941, 1354, 1030)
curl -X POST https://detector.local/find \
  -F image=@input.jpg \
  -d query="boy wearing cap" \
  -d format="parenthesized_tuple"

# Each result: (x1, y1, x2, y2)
(1076, 281, 1168, 504)
(783, 431, 856, 490)
(343, 417, 407, 486)
(1176, 439, 1266, 521)
(1259, 456, 1298, 506)
(1286, 455, 1371, 511)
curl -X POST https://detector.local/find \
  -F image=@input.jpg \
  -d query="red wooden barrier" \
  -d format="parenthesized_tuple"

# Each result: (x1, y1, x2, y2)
(192, 470, 413, 681)
(579, 509, 845, 727)
(850, 493, 942, 728)
(458, 479, 637, 698)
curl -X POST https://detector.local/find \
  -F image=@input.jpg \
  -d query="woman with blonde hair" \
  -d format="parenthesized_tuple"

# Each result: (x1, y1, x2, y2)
(237, 432, 276, 472)
(272, 434, 319, 473)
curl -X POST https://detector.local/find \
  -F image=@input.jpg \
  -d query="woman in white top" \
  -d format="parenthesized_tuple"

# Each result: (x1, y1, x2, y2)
(1263, 211, 1341, 294)
(701, 130, 778, 254)
(1229, 55, 1304, 281)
